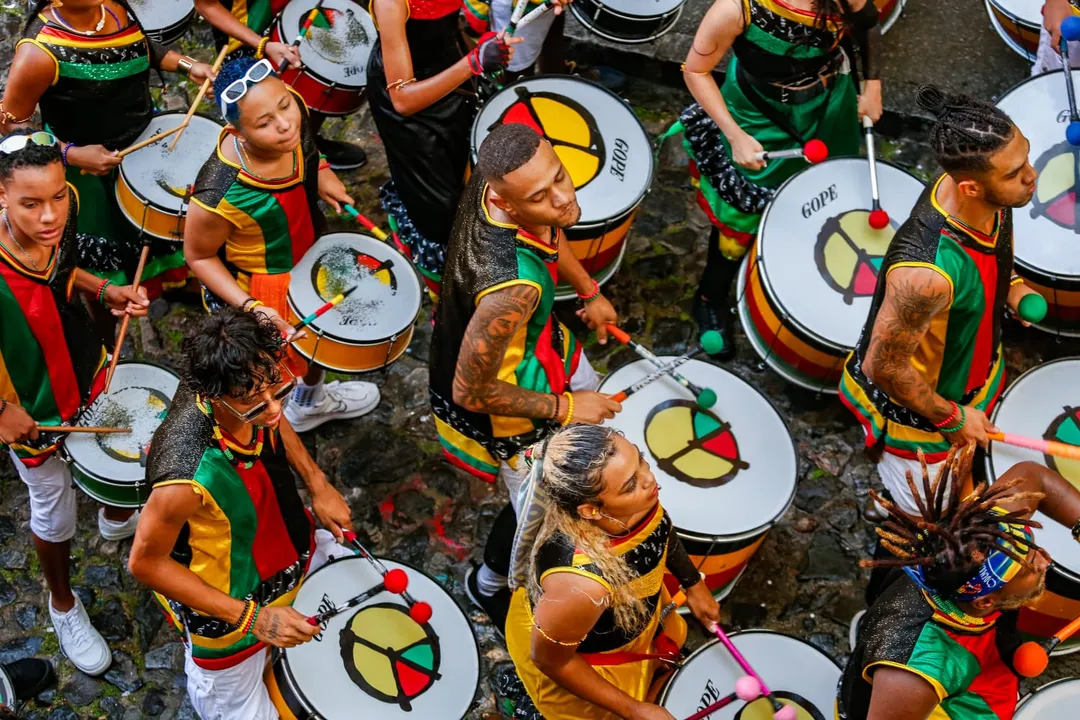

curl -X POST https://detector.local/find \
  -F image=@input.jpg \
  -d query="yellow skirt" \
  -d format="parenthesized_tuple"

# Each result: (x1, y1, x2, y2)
(505, 586, 687, 719)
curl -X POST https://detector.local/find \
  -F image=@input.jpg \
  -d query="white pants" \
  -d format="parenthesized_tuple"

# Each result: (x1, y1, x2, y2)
(492, 0, 559, 72)
(876, 452, 953, 517)
(182, 529, 351, 720)
(1032, 25, 1080, 75)
(9, 450, 77, 543)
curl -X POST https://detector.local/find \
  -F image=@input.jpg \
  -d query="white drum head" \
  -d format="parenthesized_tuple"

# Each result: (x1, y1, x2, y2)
(598, 359, 796, 539)
(659, 631, 841, 719)
(988, 0, 1040, 25)
(129, 0, 193, 30)
(472, 76, 653, 226)
(757, 158, 924, 348)
(280, 0, 376, 87)
(987, 358, 1080, 581)
(600, 0, 684, 19)
(66, 363, 179, 482)
(1015, 678, 1080, 719)
(288, 233, 421, 343)
(120, 113, 221, 212)
(997, 73, 1080, 281)
(282, 556, 479, 718)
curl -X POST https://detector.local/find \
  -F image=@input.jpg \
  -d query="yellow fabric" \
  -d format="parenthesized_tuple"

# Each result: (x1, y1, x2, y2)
(190, 196, 270, 275)
(154, 480, 234, 597)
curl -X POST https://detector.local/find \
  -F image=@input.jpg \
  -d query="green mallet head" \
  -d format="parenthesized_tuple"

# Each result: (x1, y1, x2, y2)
(1018, 293, 1048, 324)
(696, 387, 718, 409)
(700, 330, 725, 356)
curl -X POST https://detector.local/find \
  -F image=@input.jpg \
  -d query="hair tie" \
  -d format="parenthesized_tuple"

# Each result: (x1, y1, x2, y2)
(915, 84, 950, 119)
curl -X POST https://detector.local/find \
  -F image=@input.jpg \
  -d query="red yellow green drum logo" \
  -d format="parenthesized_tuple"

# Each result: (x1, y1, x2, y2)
(644, 400, 748, 488)
(1044, 406, 1080, 489)
(492, 87, 605, 190)
(734, 691, 826, 720)
(1029, 142, 1080, 231)
(339, 603, 442, 711)
(813, 211, 897, 305)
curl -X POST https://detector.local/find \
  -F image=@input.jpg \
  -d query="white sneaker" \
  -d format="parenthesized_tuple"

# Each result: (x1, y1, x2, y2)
(284, 380, 380, 433)
(97, 508, 140, 541)
(49, 595, 111, 676)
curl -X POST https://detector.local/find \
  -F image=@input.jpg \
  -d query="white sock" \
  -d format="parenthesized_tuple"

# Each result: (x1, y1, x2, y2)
(292, 379, 325, 408)
(475, 563, 508, 597)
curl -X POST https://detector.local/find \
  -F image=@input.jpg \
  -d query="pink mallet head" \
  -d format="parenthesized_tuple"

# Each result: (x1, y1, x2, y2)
(868, 208, 890, 230)
(803, 139, 829, 164)
(734, 675, 761, 701)
(409, 601, 433, 624)
(774, 704, 798, 720)
(384, 568, 409, 594)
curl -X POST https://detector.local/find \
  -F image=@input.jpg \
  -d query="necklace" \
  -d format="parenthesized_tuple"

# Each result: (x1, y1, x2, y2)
(232, 136, 298, 180)
(1, 210, 39, 271)
(198, 396, 265, 470)
(51, 3, 107, 35)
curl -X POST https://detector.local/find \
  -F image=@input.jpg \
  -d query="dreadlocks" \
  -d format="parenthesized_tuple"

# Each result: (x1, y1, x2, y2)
(916, 84, 1016, 175)
(863, 445, 1044, 597)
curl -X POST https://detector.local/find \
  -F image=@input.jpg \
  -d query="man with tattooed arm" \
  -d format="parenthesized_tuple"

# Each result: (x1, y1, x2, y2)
(428, 122, 621, 631)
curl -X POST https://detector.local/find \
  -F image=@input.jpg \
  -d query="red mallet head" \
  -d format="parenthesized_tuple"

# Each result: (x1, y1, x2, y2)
(804, 139, 829, 164)
(1013, 641, 1050, 677)
(384, 568, 409, 594)
(409, 601, 433, 624)
(869, 208, 890, 230)
(774, 705, 798, 720)
(734, 675, 761, 701)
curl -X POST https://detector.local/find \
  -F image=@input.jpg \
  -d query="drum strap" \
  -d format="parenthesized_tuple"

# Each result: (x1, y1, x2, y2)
(735, 64, 809, 143)
(578, 632, 680, 667)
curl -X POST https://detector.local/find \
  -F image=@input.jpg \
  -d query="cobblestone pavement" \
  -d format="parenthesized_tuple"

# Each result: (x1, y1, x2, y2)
(1, 9, 1080, 720)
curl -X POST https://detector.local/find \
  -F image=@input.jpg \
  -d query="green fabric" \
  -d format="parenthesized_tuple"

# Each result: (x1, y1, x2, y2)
(742, 23, 832, 60)
(511, 248, 577, 395)
(906, 623, 979, 697)
(191, 449, 261, 600)
(437, 436, 499, 476)
(222, 183, 296, 274)
(58, 54, 149, 81)
(935, 236, 988, 401)
(0, 274, 60, 424)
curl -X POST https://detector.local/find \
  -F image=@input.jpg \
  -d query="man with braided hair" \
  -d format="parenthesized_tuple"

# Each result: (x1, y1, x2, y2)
(837, 445, 1080, 720)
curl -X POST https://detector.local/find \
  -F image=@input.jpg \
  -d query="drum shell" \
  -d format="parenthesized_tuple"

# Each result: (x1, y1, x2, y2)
(665, 528, 769, 601)
(985, 0, 1040, 60)
(1013, 262, 1080, 337)
(66, 457, 150, 508)
(143, 12, 194, 46)
(1016, 562, 1080, 655)
(569, 0, 684, 44)
(556, 206, 637, 300)
(284, 310, 416, 373)
(115, 171, 187, 242)
(270, 22, 365, 116)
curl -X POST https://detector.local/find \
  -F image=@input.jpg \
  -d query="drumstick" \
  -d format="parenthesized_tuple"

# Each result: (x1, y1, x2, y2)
(608, 355, 693, 403)
(306, 569, 409, 625)
(343, 204, 389, 242)
(682, 693, 739, 720)
(117, 126, 183, 159)
(168, 45, 230, 152)
(341, 531, 433, 623)
(507, 0, 531, 32)
(508, 0, 551, 34)
(605, 325, 718, 409)
(104, 244, 150, 394)
(36, 426, 131, 434)
(988, 432, 1080, 461)
(1014, 613, 1080, 677)
(280, 0, 326, 74)
(754, 139, 828, 164)
(1061, 17, 1080, 145)
(291, 285, 358, 331)
(862, 115, 889, 230)
(711, 625, 796, 720)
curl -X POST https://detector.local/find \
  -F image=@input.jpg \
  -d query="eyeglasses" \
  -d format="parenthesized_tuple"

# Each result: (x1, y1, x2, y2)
(220, 59, 276, 112)
(0, 132, 58, 155)
(219, 365, 296, 423)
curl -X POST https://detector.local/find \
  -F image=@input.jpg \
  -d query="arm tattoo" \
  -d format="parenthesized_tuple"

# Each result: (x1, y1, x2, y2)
(453, 284, 558, 420)
(865, 273, 954, 422)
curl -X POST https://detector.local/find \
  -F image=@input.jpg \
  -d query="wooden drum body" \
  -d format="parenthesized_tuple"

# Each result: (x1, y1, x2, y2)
(985, 0, 1040, 60)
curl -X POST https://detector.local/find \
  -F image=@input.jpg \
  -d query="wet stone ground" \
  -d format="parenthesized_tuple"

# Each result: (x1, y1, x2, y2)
(1, 10, 1080, 720)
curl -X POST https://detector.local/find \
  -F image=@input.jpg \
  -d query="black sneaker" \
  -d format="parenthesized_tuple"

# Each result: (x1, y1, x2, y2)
(315, 137, 367, 171)
(465, 564, 511, 638)
(692, 295, 736, 361)
(3, 658, 56, 701)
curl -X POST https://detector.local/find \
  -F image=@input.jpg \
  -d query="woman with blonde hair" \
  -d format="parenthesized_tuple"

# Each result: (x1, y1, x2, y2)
(505, 424, 720, 720)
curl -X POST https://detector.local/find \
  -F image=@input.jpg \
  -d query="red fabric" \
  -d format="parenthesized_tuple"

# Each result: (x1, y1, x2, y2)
(407, 0, 462, 21)
(945, 627, 1019, 720)
(954, 237, 999, 396)
(236, 460, 301, 581)
(271, 185, 316, 268)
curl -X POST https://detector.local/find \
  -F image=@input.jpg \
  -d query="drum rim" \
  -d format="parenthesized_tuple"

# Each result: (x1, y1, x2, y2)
(469, 74, 655, 221)
(285, 292, 422, 347)
(985, 356, 1080, 584)
(983, 0, 1040, 28)
(1013, 256, 1080, 290)
(1015, 676, 1080, 714)
(569, 0, 685, 25)
(755, 157, 926, 355)
(657, 628, 843, 706)
(278, 554, 481, 717)
(569, 1, 684, 43)
(141, 9, 195, 35)
(272, 2, 374, 89)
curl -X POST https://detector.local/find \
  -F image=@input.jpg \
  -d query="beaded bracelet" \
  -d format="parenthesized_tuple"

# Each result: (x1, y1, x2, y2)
(244, 603, 261, 635)
(551, 393, 560, 422)
(932, 401, 960, 429)
(96, 278, 112, 305)
(577, 279, 601, 303)
(241, 297, 264, 313)
(560, 393, 574, 426)
(318, 160, 331, 171)
(1010, 274, 1025, 287)
(61, 142, 74, 167)
(255, 37, 270, 60)
(939, 405, 966, 434)
(235, 600, 257, 632)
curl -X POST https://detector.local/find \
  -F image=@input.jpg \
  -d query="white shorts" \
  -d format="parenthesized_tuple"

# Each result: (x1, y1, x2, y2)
(876, 452, 953, 517)
(182, 529, 352, 720)
(9, 450, 77, 543)
(1032, 25, 1080, 75)
(492, 0, 559, 72)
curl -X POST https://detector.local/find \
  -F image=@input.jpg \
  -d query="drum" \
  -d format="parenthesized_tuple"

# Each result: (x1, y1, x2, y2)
(270, 0, 378, 116)
(737, 158, 924, 393)
(0, 663, 14, 710)
(266, 555, 480, 719)
(659, 630, 841, 719)
(569, 0, 684, 43)
(599, 359, 796, 601)
(130, 0, 195, 45)
(986, 358, 1080, 655)
(64, 362, 179, 508)
(996, 72, 1080, 337)
(286, 232, 422, 372)
(875, 0, 906, 34)
(116, 112, 223, 242)
(471, 76, 653, 301)
(1014, 677, 1080, 719)
(984, 0, 1040, 60)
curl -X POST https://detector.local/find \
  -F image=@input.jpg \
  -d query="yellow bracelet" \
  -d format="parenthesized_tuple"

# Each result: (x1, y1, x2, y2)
(247, 300, 265, 312)
(560, 392, 574, 426)
(680, 63, 712, 76)
(255, 37, 270, 60)
(387, 77, 417, 91)
(534, 622, 586, 647)
(1010, 274, 1025, 287)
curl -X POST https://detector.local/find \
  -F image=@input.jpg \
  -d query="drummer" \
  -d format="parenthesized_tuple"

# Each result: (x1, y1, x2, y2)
(0, 130, 149, 677)
(1034, 0, 1080, 74)
(841, 86, 1041, 602)
(505, 425, 720, 720)
(0, 0, 216, 297)
(428, 123, 620, 629)
(129, 307, 354, 719)
(837, 445, 1080, 720)
(184, 56, 380, 433)
(192, 0, 369, 170)
(678, 0, 882, 357)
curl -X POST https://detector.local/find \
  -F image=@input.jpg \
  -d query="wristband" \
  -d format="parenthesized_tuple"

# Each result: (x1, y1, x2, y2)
(255, 37, 270, 60)
(560, 393, 574, 426)
(96, 278, 112, 305)
(61, 142, 74, 167)
(176, 56, 194, 76)
(932, 401, 960, 429)
(241, 297, 261, 312)
(1010, 274, 1024, 287)
(318, 160, 331, 171)
(577, 279, 601, 303)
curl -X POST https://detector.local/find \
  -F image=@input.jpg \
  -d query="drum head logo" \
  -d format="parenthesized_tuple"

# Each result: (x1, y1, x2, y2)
(643, 400, 748, 488)
(310, 246, 397, 326)
(339, 603, 442, 712)
(306, 8, 372, 64)
(1044, 406, 1080, 489)
(814, 211, 895, 304)
(1030, 142, 1080, 231)
(95, 388, 170, 466)
(734, 692, 825, 720)
(492, 87, 605, 190)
